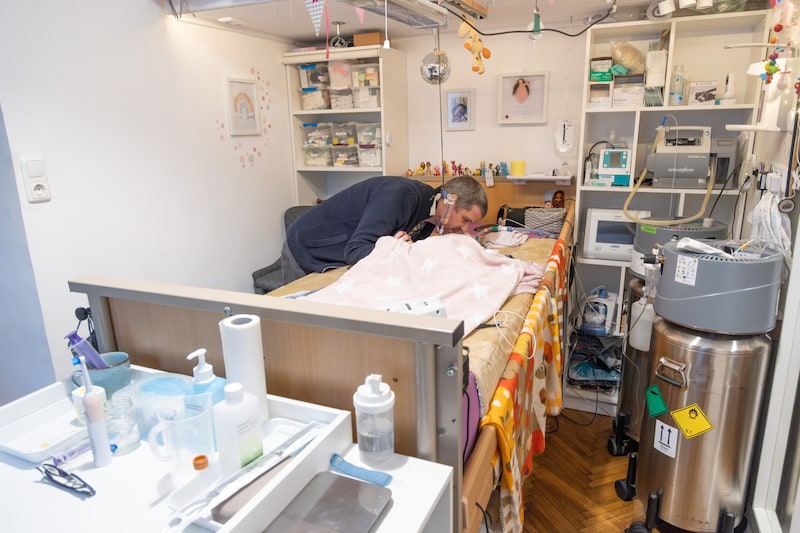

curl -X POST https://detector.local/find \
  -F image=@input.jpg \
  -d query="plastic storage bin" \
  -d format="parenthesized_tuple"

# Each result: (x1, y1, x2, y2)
(330, 88, 353, 110)
(351, 64, 380, 87)
(303, 145, 333, 166)
(300, 87, 330, 110)
(355, 122, 382, 146)
(327, 60, 353, 89)
(302, 123, 332, 146)
(297, 63, 329, 88)
(332, 145, 359, 166)
(331, 123, 357, 145)
(357, 145, 382, 167)
(353, 86, 380, 108)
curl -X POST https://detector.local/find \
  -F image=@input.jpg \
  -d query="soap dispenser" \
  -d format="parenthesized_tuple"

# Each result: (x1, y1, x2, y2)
(187, 348, 227, 404)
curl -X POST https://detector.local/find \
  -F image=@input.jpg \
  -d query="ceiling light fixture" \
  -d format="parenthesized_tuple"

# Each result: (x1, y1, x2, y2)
(336, 0, 448, 29)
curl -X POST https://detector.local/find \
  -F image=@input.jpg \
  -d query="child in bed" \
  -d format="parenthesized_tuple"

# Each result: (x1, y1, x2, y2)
(280, 175, 488, 284)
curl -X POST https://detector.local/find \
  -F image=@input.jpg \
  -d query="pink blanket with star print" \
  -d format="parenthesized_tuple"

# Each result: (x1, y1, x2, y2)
(301, 233, 544, 336)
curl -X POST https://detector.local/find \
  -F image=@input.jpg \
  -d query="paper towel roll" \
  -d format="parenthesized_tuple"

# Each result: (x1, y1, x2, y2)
(510, 160, 526, 177)
(219, 314, 269, 420)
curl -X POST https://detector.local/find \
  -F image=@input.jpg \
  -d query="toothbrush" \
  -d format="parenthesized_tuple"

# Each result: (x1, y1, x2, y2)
(79, 356, 113, 467)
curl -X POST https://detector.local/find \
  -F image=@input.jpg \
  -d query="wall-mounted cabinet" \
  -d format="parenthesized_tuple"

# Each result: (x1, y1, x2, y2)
(568, 9, 770, 415)
(283, 46, 408, 204)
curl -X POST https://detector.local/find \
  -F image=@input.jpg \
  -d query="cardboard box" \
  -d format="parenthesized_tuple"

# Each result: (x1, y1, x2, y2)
(354, 32, 385, 46)
(688, 81, 717, 105)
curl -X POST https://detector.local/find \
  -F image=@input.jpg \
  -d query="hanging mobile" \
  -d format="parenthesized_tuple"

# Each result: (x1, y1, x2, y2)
(330, 21, 348, 48)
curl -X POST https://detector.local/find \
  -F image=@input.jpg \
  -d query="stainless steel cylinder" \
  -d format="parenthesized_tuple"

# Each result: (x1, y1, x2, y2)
(618, 278, 649, 442)
(637, 317, 771, 532)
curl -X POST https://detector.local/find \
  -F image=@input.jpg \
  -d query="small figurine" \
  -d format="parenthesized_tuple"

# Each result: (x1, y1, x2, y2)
(434, 165, 441, 176)
(405, 168, 414, 177)
(415, 161, 426, 175)
(425, 161, 432, 175)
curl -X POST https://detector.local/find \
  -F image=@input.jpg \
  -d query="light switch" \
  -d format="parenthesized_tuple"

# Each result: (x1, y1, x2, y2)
(20, 157, 51, 203)
(25, 159, 45, 179)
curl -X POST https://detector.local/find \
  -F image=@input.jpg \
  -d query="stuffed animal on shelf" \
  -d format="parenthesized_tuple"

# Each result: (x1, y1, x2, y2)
(458, 21, 491, 75)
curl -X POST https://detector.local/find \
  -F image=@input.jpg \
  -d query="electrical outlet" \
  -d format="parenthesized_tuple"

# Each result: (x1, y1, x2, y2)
(20, 157, 51, 203)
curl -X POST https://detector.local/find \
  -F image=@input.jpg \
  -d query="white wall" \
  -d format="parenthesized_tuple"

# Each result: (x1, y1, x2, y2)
(396, 27, 585, 178)
(0, 0, 295, 400)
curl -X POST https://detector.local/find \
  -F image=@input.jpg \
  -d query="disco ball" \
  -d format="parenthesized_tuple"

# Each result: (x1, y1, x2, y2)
(420, 51, 451, 85)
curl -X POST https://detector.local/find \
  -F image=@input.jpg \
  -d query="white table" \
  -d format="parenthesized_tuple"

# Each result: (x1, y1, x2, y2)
(340, 445, 453, 532)
(0, 371, 453, 532)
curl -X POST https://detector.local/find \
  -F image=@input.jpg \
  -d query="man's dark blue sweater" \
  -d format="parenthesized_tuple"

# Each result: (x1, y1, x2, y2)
(286, 176, 438, 274)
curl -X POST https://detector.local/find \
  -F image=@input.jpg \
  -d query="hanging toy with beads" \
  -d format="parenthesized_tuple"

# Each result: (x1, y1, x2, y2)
(763, 0, 797, 84)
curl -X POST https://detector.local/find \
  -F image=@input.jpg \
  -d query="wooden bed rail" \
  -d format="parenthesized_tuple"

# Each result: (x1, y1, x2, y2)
(68, 275, 465, 529)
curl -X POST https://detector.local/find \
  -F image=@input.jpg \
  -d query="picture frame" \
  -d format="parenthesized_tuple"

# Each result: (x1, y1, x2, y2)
(443, 89, 475, 131)
(226, 77, 260, 136)
(497, 72, 549, 125)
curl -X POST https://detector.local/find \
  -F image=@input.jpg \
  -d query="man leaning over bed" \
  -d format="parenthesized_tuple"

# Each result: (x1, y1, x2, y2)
(281, 175, 488, 284)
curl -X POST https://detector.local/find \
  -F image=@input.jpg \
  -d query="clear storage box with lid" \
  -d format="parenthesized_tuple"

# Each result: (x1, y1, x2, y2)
(300, 87, 330, 110)
(357, 144, 382, 167)
(297, 63, 329, 88)
(355, 122, 382, 146)
(351, 63, 380, 88)
(353, 86, 380, 108)
(303, 145, 333, 166)
(302, 122, 333, 146)
(330, 88, 353, 110)
(327, 60, 353, 89)
(331, 123, 357, 145)
(332, 145, 359, 166)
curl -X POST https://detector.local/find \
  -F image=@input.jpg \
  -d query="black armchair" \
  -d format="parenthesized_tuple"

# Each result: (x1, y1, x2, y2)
(252, 205, 315, 294)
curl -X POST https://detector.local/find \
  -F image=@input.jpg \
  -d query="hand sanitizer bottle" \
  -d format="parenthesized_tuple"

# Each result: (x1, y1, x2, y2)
(187, 348, 226, 405)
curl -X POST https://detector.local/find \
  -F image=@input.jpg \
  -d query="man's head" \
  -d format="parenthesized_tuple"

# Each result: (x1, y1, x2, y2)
(437, 176, 488, 233)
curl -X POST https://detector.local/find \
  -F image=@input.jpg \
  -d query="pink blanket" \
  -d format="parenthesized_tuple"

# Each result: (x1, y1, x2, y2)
(302, 234, 543, 335)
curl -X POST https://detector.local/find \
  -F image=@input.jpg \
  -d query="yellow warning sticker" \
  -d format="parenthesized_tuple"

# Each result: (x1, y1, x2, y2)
(671, 403, 715, 439)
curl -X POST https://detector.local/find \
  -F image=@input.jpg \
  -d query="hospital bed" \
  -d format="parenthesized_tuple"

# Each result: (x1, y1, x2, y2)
(67, 203, 573, 532)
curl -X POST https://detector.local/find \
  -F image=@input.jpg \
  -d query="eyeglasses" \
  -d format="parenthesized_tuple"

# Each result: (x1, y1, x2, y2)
(37, 463, 96, 497)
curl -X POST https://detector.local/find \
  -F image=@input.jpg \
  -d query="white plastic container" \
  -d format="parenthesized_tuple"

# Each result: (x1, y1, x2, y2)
(213, 382, 264, 478)
(353, 374, 395, 465)
(628, 297, 656, 351)
(187, 348, 226, 405)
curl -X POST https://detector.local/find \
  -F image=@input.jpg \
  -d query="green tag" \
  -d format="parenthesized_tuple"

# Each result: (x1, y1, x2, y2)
(646, 384, 668, 417)
(640, 225, 657, 234)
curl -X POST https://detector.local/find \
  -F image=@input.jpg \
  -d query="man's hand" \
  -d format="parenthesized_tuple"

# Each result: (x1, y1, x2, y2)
(393, 230, 412, 242)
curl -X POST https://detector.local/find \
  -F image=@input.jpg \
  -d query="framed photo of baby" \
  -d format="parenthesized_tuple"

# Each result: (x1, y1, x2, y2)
(444, 89, 474, 131)
(497, 72, 548, 125)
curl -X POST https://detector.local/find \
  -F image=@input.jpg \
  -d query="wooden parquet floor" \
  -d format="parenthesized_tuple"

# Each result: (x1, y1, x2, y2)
(522, 409, 649, 533)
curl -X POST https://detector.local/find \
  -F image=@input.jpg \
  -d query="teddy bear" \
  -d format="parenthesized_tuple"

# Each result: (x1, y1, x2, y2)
(458, 21, 491, 75)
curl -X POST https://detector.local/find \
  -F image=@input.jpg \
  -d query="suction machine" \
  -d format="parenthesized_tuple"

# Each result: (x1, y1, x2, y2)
(623, 239, 782, 533)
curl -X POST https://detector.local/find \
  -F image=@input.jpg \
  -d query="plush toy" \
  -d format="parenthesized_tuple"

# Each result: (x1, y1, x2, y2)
(458, 21, 491, 75)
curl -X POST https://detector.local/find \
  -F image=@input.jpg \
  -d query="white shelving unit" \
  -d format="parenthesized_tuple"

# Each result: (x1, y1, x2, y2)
(568, 9, 769, 415)
(282, 46, 408, 204)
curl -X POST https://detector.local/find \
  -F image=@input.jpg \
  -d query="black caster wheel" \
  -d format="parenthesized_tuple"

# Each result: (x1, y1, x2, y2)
(625, 521, 649, 533)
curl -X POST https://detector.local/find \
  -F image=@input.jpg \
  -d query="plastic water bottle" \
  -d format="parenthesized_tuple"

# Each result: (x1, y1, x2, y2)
(353, 374, 395, 465)
(668, 64, 686, 106)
